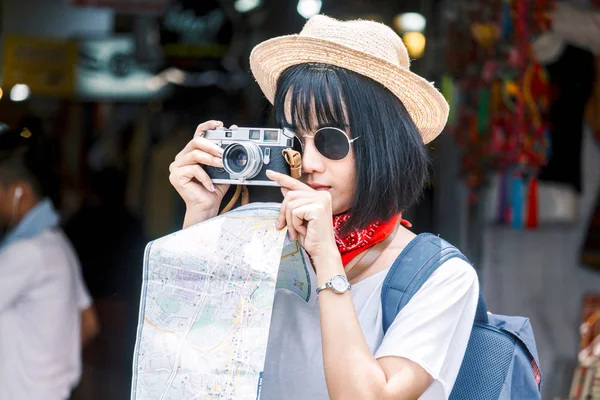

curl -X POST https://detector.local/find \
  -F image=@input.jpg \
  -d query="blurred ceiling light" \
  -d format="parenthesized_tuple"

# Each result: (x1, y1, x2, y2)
(394, 12, 426, 33)
(146, 75, 167, 91)
(402, 31, 426, 58)
(10, 84, 31, 102)
(234, 0, 262, 13)
(164, 68, 186, 84)
(147, 67, 187, 91)
(297, 0, 322, 19)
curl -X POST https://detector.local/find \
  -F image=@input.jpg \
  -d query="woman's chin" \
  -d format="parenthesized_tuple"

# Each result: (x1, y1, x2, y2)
(332, 202, 352, 216)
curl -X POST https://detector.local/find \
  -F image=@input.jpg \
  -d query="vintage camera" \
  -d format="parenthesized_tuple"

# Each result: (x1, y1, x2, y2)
(203, 127, 296, 186)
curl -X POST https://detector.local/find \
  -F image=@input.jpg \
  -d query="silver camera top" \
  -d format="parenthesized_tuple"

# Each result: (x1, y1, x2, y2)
(203, 126, 295, 147)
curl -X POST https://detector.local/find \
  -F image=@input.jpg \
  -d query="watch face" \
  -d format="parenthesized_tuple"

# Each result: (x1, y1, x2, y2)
(331, 275, 348, 293)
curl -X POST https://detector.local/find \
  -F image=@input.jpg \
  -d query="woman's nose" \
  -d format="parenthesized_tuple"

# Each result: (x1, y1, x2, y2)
(301, 140, 325, 174)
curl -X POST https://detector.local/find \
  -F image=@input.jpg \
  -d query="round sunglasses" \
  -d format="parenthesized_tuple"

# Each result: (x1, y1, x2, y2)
(287, 127, 359, 161)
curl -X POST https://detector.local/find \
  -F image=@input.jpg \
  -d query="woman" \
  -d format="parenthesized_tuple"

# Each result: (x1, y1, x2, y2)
(169, 15, 478, 400)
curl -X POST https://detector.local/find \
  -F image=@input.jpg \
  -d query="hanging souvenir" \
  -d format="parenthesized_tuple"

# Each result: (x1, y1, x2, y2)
(442, 0, 567, 228)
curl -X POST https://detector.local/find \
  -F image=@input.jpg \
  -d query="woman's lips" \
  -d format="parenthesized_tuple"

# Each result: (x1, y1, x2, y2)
(308, 183, 332, 191)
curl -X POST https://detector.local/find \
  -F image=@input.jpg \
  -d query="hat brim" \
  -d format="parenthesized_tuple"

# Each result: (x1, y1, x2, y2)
(250, 35, 449, 144)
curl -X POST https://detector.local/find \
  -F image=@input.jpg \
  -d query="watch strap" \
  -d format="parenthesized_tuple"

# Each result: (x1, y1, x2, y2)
(316, 281, 332, 294)
(316, 275, 351, 295)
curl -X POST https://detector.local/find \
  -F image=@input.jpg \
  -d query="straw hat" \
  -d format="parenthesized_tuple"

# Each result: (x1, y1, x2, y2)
(250, 15, 449, 144)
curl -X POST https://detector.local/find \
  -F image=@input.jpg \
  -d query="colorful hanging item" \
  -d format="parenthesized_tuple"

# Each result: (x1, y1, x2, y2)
(443, 0, 556, 229)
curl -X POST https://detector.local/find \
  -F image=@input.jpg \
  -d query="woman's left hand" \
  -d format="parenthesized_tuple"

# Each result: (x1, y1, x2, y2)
(266, 170, 338, 262)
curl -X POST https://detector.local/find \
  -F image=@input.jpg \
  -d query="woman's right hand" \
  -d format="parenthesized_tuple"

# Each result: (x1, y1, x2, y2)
(169, 120, 231, 226)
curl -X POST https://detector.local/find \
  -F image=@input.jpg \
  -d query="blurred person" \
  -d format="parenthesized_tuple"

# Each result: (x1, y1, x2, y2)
(0, 124, 98, 400)
(168, 16, 478, 400)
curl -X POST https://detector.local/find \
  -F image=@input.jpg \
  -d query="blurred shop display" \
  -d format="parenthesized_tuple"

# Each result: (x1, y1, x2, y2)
(66, 0, 169, 14)
(441, 0, 600, 229)
(566, 294, 600, 399)
(3, 0, 251, 101)
(75, 35, 171, 100)
(151, 0, 249, 93)
(1, 34, 169, 100)
(2, 35, 77, 98)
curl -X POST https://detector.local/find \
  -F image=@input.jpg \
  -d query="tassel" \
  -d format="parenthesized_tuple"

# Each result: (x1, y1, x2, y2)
(526, 177, 539, 229)
(501, 0, 513, 40)
(511, 174, 524, 229)
(478, 88, 490, 134)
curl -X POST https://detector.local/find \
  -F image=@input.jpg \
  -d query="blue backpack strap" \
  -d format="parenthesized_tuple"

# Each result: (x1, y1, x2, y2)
(381, 233, 487, 334)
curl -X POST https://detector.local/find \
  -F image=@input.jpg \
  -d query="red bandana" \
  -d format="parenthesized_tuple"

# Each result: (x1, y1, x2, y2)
(333, 213, 412, 267)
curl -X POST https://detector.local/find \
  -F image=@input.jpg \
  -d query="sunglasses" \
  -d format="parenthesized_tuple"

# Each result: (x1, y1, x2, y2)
(287, 127, 359, 161)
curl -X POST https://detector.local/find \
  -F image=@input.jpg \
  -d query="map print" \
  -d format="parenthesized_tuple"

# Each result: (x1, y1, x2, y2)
(132, 204, 287, 400)
(275, 239, 311, 302)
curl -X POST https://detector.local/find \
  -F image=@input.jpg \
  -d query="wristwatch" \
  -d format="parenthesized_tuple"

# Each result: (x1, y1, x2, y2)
(316, 274, 351, 295)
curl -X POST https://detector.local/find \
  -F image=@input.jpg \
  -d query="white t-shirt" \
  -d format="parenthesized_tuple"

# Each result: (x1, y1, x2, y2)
(261, 246, 479, 400)
(0, 229, 92, 400)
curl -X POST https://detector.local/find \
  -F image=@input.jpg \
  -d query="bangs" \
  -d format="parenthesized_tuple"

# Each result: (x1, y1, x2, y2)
(274, 63, 349, 133)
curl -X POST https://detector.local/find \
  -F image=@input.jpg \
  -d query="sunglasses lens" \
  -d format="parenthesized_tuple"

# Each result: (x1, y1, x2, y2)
(314, 128, 350, 160)
(292, 135, 304, 153)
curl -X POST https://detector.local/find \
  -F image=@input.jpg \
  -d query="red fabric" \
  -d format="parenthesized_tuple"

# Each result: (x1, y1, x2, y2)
(526, 178, 539, 229)
(531, 358, 542, 388)
(333, 213, 410, 267)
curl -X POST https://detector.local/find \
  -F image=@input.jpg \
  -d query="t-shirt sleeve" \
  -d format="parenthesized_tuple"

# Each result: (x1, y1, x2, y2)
(62, 233, 93, 310)
(70, 256, 92, 310)
(74, 269, 92, 310)
(375, 257, 479, 397)
(0, 242, 42, 313)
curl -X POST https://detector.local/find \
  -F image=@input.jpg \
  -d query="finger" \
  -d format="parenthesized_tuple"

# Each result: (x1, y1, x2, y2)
(285, 198, 297, 240)
(291, 207, 308, 236)
(285, 198, 314, 240)
(194, 120, 223, 138)
(176, 136, 224, 160)
(277, 194, 290, 231)
(177, 149, 224, 169)
(229, 124, 238, 129)
(301, 202, 328, 222)
(278, 194, 298, 239)
(281, 189, 314, 201)
(171, 164, 215, 192)
(278, 190, 315, 230)
(266, 170, 312, 191)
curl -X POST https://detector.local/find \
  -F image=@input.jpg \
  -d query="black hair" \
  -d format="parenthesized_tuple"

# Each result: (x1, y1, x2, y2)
(274, 63, 430, 233)
(0, 123, 56, 201)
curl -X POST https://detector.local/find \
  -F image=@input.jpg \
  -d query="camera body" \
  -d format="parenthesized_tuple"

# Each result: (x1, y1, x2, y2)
(203, 127, 295, 186)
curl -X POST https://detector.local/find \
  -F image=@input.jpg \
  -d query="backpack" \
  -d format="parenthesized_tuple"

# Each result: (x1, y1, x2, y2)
(381, 233, 542, 399)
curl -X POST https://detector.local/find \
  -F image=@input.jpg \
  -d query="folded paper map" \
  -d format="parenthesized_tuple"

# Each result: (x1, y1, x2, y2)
(132, 203, 296, 400)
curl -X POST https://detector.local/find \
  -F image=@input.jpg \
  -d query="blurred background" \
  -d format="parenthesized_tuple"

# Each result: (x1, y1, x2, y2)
(0, 0, 599, 399)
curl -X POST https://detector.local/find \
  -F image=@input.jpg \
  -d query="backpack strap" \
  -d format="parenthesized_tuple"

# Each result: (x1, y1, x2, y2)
(381, 233, 488, 334)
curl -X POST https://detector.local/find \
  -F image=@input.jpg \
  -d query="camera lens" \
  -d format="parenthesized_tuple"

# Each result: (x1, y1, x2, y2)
(222, 142, 263, 180)
(229, 148, 248, 173)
